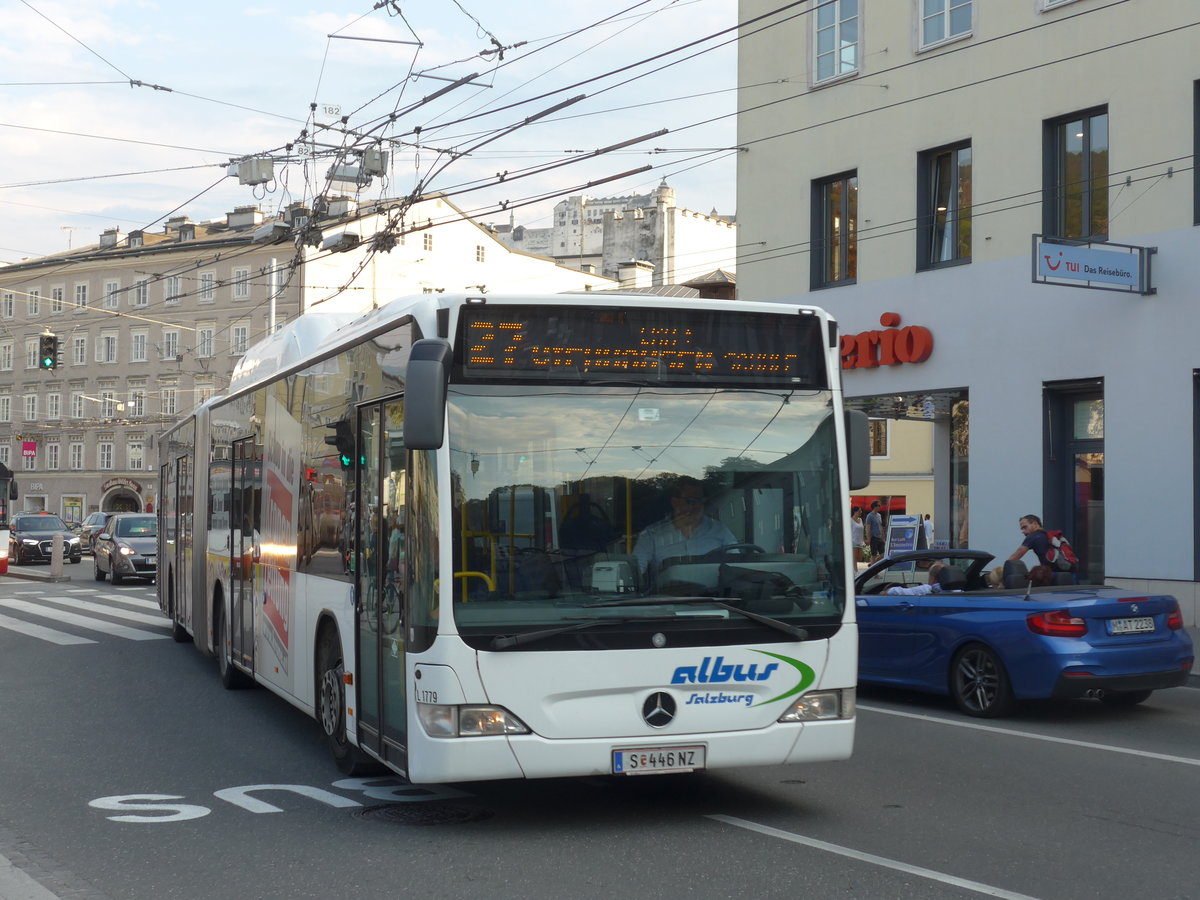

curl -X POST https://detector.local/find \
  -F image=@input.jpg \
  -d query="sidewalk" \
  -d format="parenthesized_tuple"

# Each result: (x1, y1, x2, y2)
(2, 565, 72, 583)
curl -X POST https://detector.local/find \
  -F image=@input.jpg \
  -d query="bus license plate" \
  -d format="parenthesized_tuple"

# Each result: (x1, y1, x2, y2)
(612, 746, 705, 775)
(1109, 616, 1155, 635)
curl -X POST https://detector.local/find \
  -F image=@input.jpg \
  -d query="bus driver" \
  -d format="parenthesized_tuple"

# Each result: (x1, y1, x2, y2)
(633, 477, 736, 582)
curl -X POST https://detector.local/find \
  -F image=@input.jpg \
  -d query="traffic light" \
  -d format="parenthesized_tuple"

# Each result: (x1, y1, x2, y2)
(324, 420, 355, 468)
(38, 333, 59, 370)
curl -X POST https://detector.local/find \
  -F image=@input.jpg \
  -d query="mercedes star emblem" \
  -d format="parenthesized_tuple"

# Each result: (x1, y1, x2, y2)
(642, 691, 676, 728)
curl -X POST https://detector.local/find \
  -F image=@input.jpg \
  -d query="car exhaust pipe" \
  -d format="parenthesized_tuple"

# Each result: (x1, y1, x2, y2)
(1084, 689, 1106, 699)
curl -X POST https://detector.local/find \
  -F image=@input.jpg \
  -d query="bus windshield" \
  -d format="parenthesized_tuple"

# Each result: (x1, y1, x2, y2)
(447, 384, 846, 650)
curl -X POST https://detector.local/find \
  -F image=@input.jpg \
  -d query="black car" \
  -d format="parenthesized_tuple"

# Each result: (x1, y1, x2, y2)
(9, 513, 83, 564)
(80, 511, 113, 555)
(93, 513, 157, 584)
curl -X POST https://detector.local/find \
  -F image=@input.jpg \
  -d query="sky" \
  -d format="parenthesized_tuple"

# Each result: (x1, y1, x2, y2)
(0, 0, 739, 264)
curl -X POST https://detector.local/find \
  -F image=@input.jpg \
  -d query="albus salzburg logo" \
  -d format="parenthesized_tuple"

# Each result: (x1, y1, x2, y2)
(670, 649, 816, 708)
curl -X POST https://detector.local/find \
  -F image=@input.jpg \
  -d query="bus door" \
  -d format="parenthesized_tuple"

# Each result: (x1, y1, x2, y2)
(355, 398, 408, 768)
(231, 437, 260, 672)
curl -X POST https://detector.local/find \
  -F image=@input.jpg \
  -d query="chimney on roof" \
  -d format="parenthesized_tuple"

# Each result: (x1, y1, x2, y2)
(98, 228, 126, 250)
(226, 206, 264, 229)
(326, 196, 358, 219)
(618, 260, 655, 290)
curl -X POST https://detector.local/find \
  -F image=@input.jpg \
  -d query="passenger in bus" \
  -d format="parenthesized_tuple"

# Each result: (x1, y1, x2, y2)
(633, 477, 736, 583)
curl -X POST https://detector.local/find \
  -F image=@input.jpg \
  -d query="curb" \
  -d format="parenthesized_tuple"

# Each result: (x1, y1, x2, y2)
(2, 568, 73, 583)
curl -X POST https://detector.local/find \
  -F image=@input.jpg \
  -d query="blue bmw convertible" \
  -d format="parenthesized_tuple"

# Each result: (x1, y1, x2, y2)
(855, 550, 1194, 717)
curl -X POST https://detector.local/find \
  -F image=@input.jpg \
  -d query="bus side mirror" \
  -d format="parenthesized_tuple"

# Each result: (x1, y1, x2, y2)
(404, 338, 453, 450)
(845, 409, 871, 491)
(9, 481, 16, 501)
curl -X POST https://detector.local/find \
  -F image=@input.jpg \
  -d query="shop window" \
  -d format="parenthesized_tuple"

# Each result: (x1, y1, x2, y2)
(868, 419, 889, 458)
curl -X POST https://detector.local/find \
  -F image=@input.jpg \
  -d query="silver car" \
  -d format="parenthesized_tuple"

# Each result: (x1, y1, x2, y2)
(93, 514, 157, 584)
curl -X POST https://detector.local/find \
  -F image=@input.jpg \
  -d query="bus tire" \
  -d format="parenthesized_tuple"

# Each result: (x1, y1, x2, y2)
(216, 599, 249, 690)
(316, 625, 381, 776)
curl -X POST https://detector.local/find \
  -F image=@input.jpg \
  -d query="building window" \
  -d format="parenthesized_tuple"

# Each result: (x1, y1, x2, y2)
(231, 325, 249, 355)
(23, 451, 35, 471)
(475, 245, 485, 263)
(25, 339, 38, 369)
(161, 389, 177, 417)
(23, 394, 37, 422)
(199, 272, 215, 302)
(47, 393, 60, 420)
(127, 442, 144, 471)
(811, 171, 858, 289)
(46, 443, 60, 471)
(50, 287, 64, 313)
(162, 330, 179, 359)
(920, 0, 971, 49)
(130, 390, 145, 418)
(1039, 0, 1081, 9)
(195, 384, 215, 407)
(98, 442, 113, 470)
(74, 283, 88, 308)
(0, 446, 8, 467)
(814, 0, 859, 83)
(0, 396, 10, 423)
(133, 280, 149, 307)
(131, 332, 148, 362)
(2, 293, 13, 318)
(71, 393, 85, 418)
(99, 332, 118, 363)
(28, 289, 40, 316)
(104, 280, 120, 309)
(165, 275, 182, 303)
(869, 419, 890, 458)
(232, 268, 250, 300)
(1044, 107, 1108, 240)
(0, 342, 11, 371)
(197, 326, 214, 358)
(69, 443, 83, 470)
(72, 335, 87, 366)
(423, 232, 434, 252)
(918, 141, 972, 269)
(101, 391, 117, 418)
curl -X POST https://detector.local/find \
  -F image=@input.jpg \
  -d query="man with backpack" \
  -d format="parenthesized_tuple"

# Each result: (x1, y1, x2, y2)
(1008, 514, 1077, 573)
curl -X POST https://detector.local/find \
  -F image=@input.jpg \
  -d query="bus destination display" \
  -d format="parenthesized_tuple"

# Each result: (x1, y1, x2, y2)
(459, 306, 825, 385)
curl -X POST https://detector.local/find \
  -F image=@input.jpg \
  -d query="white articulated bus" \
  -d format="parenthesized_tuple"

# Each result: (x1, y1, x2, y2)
(157, 293, 870, 783)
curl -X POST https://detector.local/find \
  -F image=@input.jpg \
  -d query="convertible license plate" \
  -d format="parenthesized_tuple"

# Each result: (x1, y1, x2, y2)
(1108, 616, 1155, 635)
(612, 746, 705, 775)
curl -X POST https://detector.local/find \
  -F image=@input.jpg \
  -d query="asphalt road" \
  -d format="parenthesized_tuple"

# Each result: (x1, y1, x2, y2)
(1, 572, 1197, 900)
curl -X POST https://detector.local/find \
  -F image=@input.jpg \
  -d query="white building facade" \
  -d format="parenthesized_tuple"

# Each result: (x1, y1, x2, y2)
(737, 0, 1200, 626)
(493, 181, 737, 286)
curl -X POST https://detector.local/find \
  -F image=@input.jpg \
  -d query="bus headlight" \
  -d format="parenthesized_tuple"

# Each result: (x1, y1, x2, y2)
(417, 703, 531, 737)
(777, 688, 855, 722)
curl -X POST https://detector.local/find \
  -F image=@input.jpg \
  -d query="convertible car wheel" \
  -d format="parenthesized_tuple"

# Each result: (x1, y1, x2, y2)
(951, 643, 1015, 718)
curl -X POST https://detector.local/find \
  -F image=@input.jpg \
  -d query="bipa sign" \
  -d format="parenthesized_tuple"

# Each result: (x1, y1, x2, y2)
(839, 313, 933, 370)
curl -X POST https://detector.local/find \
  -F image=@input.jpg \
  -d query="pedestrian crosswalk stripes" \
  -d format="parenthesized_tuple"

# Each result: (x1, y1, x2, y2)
(0, 597, 170, 643)
(0, 612, 96, 645)
(34, 595, 169, 628)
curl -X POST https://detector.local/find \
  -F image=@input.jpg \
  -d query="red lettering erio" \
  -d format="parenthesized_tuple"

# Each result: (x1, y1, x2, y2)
(854, 331, 881, 368)
(894, 326, 934, 363)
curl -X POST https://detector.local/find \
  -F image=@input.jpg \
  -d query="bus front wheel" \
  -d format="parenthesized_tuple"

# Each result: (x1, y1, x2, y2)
(316, 626, 380, 776)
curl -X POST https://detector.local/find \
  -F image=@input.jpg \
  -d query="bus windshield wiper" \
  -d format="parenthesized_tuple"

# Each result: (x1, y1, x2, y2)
(585, 596, 808, 641)
(489, 616, 642, 650)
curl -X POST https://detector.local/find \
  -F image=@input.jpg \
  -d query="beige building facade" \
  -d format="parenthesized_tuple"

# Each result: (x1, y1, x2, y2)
(737, 0, 1200, 625)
